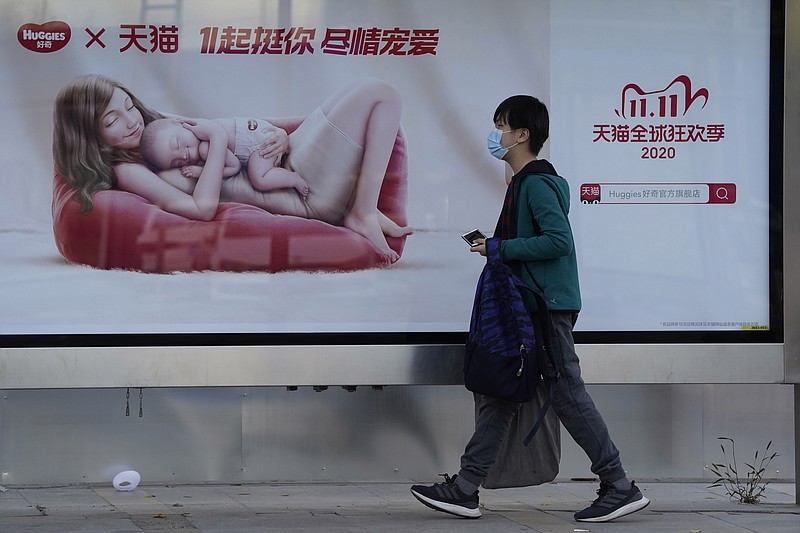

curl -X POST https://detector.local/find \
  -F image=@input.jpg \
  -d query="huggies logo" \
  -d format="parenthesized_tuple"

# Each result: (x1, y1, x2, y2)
(17, 21, 71, 53)
(615, 75, 708, 119)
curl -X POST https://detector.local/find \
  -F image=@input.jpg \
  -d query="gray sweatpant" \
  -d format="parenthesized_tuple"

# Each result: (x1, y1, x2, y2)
(457, 311, 626, 493)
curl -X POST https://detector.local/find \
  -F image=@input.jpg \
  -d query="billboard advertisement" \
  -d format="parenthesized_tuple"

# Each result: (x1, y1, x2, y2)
(0, 0, 781, 344)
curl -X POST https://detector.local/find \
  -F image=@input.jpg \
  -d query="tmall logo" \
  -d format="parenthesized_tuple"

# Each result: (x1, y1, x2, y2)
(614, 75, 708, 119)
(592, 74, 724, 160)
(17, 21, 71, 53)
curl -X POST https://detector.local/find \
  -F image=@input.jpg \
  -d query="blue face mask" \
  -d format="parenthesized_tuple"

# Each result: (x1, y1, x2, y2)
(487, 128, 518, 160)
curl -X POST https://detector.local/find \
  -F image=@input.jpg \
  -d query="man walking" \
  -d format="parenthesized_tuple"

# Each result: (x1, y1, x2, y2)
(410, 95, 650, 523)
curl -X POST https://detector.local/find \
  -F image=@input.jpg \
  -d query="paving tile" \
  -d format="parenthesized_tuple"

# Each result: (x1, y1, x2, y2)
(0, 515, 142, 532)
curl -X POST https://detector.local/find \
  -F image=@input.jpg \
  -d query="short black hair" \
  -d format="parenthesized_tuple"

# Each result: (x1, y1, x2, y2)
(493, 95, 549, 155)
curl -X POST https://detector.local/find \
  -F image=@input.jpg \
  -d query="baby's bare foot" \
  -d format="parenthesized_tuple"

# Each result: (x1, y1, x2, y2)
(293, 177, 310, 199)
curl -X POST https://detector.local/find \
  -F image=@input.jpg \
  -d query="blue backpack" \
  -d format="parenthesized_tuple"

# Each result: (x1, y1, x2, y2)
(463, 237, 558, 444)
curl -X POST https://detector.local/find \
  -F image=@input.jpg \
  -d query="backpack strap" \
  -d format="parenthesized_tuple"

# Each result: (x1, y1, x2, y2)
(519, 269, 560, 446)
(485, 238, 560, 446)
(522, 300, 559, 446)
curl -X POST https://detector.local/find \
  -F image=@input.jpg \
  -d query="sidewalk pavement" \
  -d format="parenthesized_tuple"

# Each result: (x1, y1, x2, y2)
(0, 481, 797, 532)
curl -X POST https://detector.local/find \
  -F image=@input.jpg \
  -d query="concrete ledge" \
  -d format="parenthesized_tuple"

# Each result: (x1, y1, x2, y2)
(0, 343, 786, 389)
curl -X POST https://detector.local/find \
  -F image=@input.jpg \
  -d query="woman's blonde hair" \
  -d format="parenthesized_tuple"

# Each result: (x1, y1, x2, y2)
(52, 74, 163, 213)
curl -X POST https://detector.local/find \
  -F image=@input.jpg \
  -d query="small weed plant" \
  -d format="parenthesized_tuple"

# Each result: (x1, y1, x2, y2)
(707, 437, 779, 504)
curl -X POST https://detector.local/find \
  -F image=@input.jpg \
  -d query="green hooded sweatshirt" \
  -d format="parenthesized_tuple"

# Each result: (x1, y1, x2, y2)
(499, 160, 582, 312)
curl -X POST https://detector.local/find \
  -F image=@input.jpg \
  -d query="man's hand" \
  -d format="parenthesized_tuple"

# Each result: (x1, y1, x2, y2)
(470, 237, 487, 256)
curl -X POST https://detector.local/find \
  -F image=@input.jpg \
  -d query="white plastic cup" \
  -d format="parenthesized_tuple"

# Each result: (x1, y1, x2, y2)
(112, 470, 141, 491)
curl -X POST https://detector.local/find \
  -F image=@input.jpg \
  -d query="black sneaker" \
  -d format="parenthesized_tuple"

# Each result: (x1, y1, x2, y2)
(574, 480, 650, 522)
(410, 474, 481, 518)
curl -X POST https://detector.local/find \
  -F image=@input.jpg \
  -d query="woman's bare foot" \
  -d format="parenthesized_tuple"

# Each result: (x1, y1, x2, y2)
(378, 211, 413, 238)
(343, 211, 400, 263)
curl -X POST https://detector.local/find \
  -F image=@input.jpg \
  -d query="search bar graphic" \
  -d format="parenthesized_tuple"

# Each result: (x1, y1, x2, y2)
(579, 183, 736, 205)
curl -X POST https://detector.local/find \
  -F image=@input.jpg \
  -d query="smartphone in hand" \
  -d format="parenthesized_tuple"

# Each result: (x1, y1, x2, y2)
(462, 229, 486, 246)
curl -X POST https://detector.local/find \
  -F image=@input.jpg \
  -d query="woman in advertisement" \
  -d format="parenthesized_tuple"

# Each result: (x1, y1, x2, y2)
(52, 74, 411, 262)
